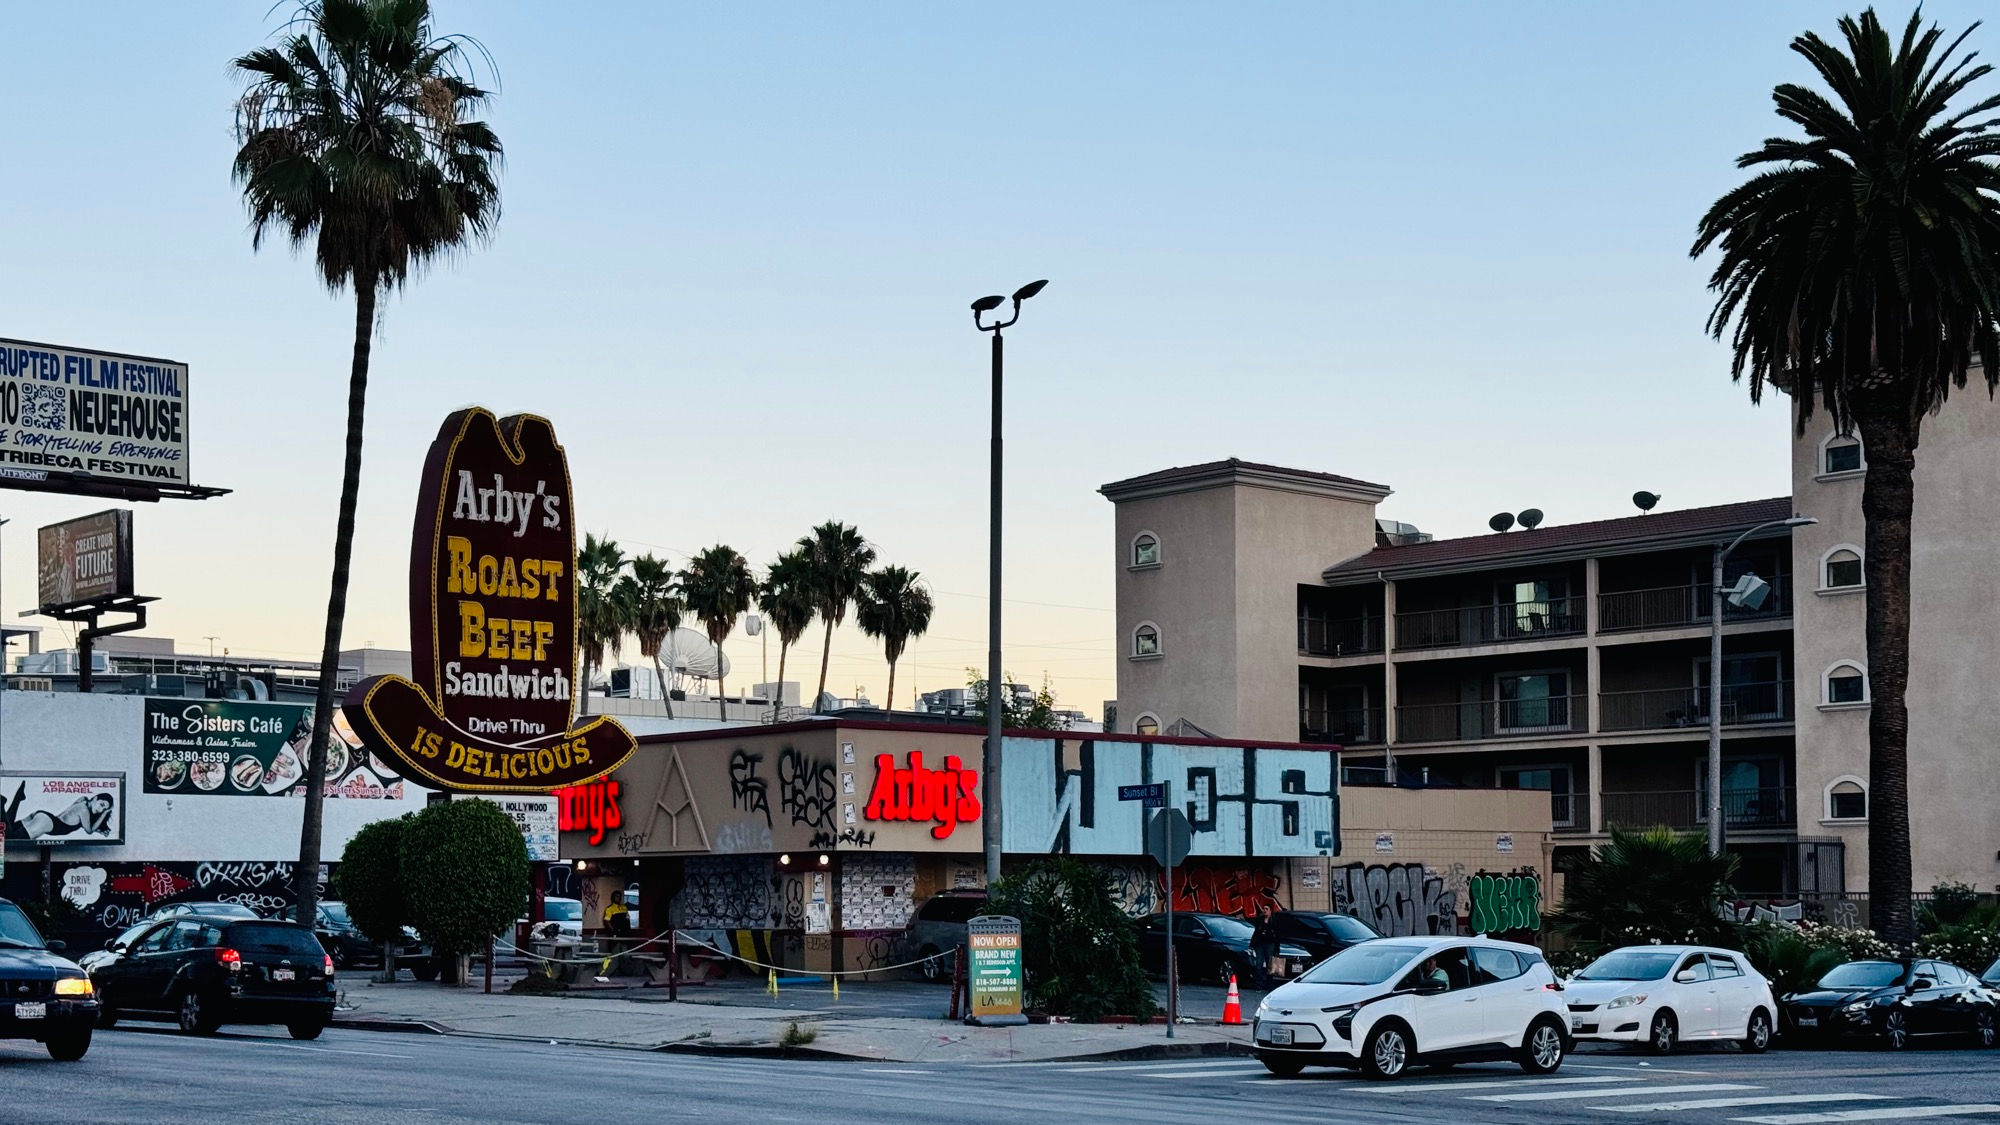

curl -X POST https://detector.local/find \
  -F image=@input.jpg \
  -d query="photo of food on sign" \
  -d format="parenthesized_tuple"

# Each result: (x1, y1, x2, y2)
(140, 699, 405, 799)
(343, 407, 636, 794)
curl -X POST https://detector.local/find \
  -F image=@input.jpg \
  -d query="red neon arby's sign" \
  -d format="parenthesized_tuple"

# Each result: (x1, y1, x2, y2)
(863, 752, 979, 840)
(555, 778, 621, 846)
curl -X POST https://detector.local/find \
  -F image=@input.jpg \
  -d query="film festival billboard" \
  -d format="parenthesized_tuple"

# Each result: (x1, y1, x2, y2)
(345, 409, 636, 793)
(38, 509, 134, 611)
(0, 339, 189, 493)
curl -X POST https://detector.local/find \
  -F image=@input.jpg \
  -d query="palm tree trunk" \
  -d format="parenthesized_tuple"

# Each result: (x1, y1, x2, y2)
(653, 655, 673, 720)
(815, 616, 834, 712)
(775, 640, 790, 722)
(296, 270, 377, 923)
(579, 653, 592, 717)
(885, 659, 897, 714)
(1857, 412, 1917, 947)
(714, 631, 728, 722)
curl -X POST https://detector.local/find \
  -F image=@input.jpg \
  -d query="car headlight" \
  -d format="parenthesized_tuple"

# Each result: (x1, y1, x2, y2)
(53, 977, 94, 997)
(1842, 1001, 1870, 1014)
(1254, 1000, 1272, 1019)
(1605, 993, 1647, 1009)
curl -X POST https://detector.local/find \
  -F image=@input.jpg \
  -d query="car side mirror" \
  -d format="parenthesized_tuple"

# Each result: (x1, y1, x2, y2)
(1675, 970, 1699, 983)
(105, 939, 120, 951)
(46, 940, 65, 952)
(1913, 977, 1935, 990)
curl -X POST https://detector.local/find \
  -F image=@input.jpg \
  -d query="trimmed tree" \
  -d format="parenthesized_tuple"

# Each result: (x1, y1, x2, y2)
(401, 799, 530, 982)
(983, 858, 1157, 1023)
(334, 814, 412, 982)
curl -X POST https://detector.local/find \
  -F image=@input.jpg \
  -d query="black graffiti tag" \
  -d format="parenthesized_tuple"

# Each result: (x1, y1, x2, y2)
(729, 749, 771, 827)
(777, 747, 836, 831)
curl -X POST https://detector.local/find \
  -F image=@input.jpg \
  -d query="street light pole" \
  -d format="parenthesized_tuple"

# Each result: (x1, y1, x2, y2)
(1708, 515, 1816, 856)
(972, 281, 1047, 887)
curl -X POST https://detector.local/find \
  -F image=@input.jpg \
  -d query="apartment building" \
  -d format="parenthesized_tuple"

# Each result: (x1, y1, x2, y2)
(1102, 389, 2000, 897)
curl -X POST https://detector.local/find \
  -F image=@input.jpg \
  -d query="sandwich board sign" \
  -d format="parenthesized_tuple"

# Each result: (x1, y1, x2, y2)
(965, 915, 1027, 1026)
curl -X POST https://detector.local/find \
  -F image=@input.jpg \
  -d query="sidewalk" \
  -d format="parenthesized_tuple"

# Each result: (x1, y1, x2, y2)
(331, 974, 1256, 1063)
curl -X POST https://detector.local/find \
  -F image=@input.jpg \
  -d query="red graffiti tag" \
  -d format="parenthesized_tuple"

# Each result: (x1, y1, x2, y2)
(109, 865, 195, 906)
(1158, 866, 1283, 920)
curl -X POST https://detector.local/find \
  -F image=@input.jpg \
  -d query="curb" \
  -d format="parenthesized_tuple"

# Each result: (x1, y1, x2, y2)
(330, 1017, 451, 1036)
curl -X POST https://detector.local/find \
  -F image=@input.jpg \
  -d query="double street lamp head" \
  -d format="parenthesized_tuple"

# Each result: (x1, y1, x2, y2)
(970, 295, 1005, 313)
(970, 280, 1048, 331)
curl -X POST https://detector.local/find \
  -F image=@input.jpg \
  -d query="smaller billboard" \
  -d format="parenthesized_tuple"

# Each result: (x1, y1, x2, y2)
(37, 509, 133, 611)
(463, 794, 559, 862)
(1, 773, 124, 845)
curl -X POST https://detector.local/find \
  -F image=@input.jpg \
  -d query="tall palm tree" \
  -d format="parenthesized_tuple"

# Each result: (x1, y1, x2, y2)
(678, 545, 757, 721)
(757, 548, 817, 720)
(232, 0, 502, 921)
(626, 554, 682, 719)
(856, 566, 935, 712)
(576, 534, 629, 716)
(1692, 8, 2000, 945)
(799, 521, 876, 711)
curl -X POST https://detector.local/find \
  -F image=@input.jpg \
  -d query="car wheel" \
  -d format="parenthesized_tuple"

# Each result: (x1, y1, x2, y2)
(1520, 1016, 1567, 1075)
(1217, 959, 1240, 988)
(1880, 1009, 1909, 1050)
(288, 1019, 327, 1041)
(330, 945, 348, 970)
(177, 989, 218, 1036)
(1973, 1008, 1996, 1049)
(410, 961, 440, 983)
(1742, 1008, 1772, 1054)
(1260, 1055, 1305, 1078)
(1647, 1009, 1679, 1055)
(919, 945, 944, 983)
(1361, 1021, 1413, 1080)
(44, 1028, 91, 1062)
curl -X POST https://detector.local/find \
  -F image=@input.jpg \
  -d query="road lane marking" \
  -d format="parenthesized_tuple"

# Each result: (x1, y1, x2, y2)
(1358, 1077, 1629, 1094)
(1596, 1094, 1891, 1114)
(862, 1068, 929, 1074)
(1054, 1060, 1267, 1073)
(244, 1042, 419, 1059)
(1732, 1107, 2000, 1124)
(1471, 1083, 1759, 1103)
(1134, 1066, 1277, 1079)
(1567, 1063, 1715, 1075)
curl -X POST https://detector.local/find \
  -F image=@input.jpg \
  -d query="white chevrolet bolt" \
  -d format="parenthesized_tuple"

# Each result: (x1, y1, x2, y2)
(1562, 945, 1776, 1054)
(1252, 936, 1571, 1080)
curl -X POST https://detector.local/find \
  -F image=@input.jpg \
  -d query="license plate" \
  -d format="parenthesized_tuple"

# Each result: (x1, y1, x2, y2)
(1269, 1026, 1294, 1046)
(1795, 1015, 1817, 1027)
(272, 968, 295, 982)
(14, 1002, 45, 1020)
(1570, 1015, 1583, 1031)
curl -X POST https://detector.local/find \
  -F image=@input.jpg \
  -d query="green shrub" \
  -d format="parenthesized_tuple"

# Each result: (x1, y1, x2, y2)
(982, 858, 1158, 1023)
(1919, 881, 1983, 932)
(401, 798, 530, 962)
(1796, 924, 1896, 962)
(1551, 827, 1742, 954)
(1741, 921, 1847, 997)
(335, 814, 413, 947)
(1916, 922, 2000, 974)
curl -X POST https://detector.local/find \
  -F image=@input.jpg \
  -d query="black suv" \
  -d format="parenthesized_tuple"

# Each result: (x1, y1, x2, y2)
(0, 897, 99, 1060)
(89, 913, 335, 1039)
(1251, 910, 1381, 980)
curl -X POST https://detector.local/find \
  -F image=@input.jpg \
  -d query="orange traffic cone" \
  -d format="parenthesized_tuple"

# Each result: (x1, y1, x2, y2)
(1221, 974, 1245, 1025)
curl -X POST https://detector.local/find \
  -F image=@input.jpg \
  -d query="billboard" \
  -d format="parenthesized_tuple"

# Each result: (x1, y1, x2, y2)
(0, 338, 189, 494)
(37, 509, 134, 611)
(345, 408, 636, 792)
(1, 773, 124, 845)
(141, 699, 406, 799)
(462, 794, 559, 862)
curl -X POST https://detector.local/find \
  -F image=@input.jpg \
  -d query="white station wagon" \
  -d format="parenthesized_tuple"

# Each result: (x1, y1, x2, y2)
(1252, 935, 1571, 1080)
(1563, 945, 1777, 1054)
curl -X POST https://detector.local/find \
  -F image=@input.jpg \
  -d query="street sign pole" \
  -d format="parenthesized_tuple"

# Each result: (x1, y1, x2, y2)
(1163, 780, 1174, 1038)
(1131, 782, 1187, 1039)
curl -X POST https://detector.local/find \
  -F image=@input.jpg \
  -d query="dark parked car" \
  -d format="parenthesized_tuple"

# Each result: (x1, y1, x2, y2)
(905, 889, 987, 982)
(1251, 911, 1381, 981)
(1134, 912, 1308, 987)
(278, 902, 438, 980)
(1780, 958, 1998, 1049)
(143, 901, 260, 924)
(1983, 957, 1998, 988)
(0, 897, 98, 1060)
(89, 913, 336, 1039)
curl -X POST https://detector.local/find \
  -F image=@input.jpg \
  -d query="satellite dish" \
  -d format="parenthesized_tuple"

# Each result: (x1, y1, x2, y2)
(663, 626, 730, 680)
(1633, 491, 1661, 512)
(1517, 508, 1545, 530)
(744, 614, 764, 637)
(1488, 512, 1516, 533)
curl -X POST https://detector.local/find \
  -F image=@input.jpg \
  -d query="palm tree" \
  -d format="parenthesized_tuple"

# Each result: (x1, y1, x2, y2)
(678, 545, 757, 721)
(757, 548, 817, 720)
(625, 554, 682, 719)
(798, 521, 876, 711)
(1552, 827, 1742, 955)
(576, 534, 629, 716)
(856, 566, 935, 711)
(1692, 9, 2000, 946)
(232, 0, 502, 921)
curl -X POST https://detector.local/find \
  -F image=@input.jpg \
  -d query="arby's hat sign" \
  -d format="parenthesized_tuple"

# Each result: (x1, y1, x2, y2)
(343, 408, 636, 792)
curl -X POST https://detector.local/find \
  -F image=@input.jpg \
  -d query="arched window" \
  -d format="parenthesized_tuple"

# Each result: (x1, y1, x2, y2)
(1821, 432, 1864, 476)
(1824, 776, 1867, 821)
(1134, 713, 1161, 737)
(1824, 661, 1868, 706)
(1132, 623, 1161, 658)
(1821, 545, 1864, 590)
(1131, 532, 1161, 568)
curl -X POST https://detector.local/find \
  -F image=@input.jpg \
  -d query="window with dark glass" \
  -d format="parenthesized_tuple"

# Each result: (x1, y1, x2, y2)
(1828, 668, 1866, 704)
(1825, 438, 1862, 474)
(1132, 535, 1160, 567)
(1825, 550, 1863, 588)
(1830, 781, 1866, 819)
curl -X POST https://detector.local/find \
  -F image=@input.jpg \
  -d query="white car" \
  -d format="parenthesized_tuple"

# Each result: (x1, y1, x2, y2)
(522, 897, 584, 942)
(1252, 935, 1571, 1080)
(1564, 945, 1775, 1054)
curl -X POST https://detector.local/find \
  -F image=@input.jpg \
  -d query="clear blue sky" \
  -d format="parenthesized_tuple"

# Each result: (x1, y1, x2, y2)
(3, 2, 1984, 709)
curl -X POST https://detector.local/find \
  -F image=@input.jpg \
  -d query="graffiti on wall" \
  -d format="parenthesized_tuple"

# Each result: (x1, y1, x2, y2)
(728, 749, 771, 826)
(1095, 861, 1284, 920)
(777, 747, 836, 831)
(677, 855, 774, 929)
(1330, 863, 1458, 937)
(1, 860, 328, 948)
(1724, 898, 1861, 928)
(1466, 869, 1542, 933)
(1002, 737, 1335, 857)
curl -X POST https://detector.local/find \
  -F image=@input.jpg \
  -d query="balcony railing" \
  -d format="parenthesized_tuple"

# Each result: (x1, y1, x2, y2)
(1395, 695, 1588, 743)
(1598, 681, 1795, 731)
(1394, 597, 1587, 651)
(1601, 787, 1794, 830)
(1300, 706, 1385, 746)
(1597, 577, 1791, 634)
(1298, 616, 1384, 656)
(1551, 789, 1586, 831)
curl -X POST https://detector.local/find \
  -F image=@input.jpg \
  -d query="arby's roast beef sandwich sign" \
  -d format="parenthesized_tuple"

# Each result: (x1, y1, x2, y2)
(343, 408, 636, 793)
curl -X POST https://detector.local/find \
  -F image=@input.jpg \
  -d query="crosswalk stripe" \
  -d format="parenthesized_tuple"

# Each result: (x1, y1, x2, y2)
(1358, 1077, 1630, 1094)
(1471, 1083, 1759, 1103)
(1732, 1106, 2000, 1125)
(1139, 1067, 1271, 1080)
(1596, 1094, 1891, 1114)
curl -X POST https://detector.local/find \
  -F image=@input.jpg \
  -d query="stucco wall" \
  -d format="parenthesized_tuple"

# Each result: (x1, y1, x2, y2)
(1113, 486, 1240, 735)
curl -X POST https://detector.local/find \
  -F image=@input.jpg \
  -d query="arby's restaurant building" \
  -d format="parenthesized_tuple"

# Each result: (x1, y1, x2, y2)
(557, 718, 1558, 973)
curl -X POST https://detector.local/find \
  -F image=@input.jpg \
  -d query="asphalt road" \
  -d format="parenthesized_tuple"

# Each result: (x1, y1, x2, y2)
(1, 1025, 1995, 1125)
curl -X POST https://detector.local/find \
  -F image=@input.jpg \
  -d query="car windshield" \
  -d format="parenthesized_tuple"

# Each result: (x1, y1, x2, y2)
(1199, 916, 1254, 941)
(1984, 959, 1999, 984)
(1325, 915, 1380, 942)
(1575, 950, 1680, 982)
(545, 900, 583, 922)
(1297, 942, 1426, 985)
(0, 903, 46, 948)
(1819, 962, 1905, 990)
(321, 903, 351, 925)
